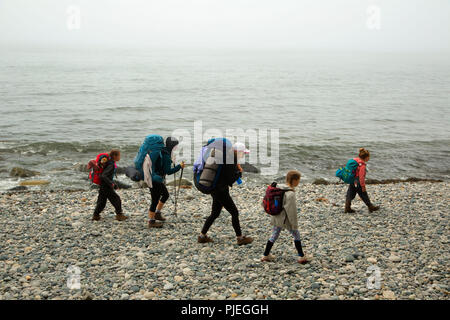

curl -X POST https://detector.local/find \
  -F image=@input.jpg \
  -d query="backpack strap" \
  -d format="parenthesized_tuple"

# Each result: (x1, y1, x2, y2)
(153, 151, 164, 176)
(113, 161, 118, 180)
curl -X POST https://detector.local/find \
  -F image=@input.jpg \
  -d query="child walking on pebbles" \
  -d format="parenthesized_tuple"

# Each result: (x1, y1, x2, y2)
(345, 148, 380, 213)
(261, 170, 308, 264)
(92, 149, 128, 221)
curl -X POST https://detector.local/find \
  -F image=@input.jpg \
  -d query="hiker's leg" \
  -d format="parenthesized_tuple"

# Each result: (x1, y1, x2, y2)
(94, 186, 107, 215)
(200, 193, 222, 235)
(156, 184, 169, 212)
(106, 188, 122, 215)
(345, 184, 357, 212)
(149, 182, 162, 219)
(156, 201, 164, 211)
(345, 183, 357, 212)
(347, 183, 357, 201)
(264, 227, 282, 256)
(220, 188, 242, 237)
(269, 226, 282, 242)
(356, 184, 372, 207)
(290, 229, 305, 257)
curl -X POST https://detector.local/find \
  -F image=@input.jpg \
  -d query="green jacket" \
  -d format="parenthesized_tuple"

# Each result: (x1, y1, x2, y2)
(151, 150, 181, 183)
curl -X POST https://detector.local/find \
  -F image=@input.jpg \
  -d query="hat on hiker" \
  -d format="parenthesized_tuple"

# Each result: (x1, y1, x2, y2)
(165, 137, 179, 154)
(232, 142, 250, 154)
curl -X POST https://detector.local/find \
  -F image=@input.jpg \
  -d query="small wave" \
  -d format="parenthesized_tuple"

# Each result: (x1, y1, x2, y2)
(0, 141, 139, 156)
(30, 90, 97, 97)
(103, 106, 151, 112)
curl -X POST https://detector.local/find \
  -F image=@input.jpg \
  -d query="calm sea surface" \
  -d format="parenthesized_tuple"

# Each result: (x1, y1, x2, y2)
(0, 48, 449, 190)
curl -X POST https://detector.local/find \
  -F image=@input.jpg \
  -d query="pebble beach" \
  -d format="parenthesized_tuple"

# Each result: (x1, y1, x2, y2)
(0, 181, 448, 300)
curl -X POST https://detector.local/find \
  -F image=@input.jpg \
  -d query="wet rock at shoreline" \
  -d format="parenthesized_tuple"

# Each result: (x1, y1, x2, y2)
(115, 180, 132, 189)
(19, 180, 50, 186)
(10, 167, 40, 178)
(115, 167, 128, 175)
(137, 181, 149, 188)
(240, 163, 260, 173)
(366, 177, 443, 185)
(166, 178, 192, 187)
(7, 186, 28, 192)
(312, 178, 330, 185)
(74, 163, 89, 173)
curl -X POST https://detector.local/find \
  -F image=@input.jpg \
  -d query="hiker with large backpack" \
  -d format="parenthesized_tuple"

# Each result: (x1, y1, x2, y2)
(90, 149, 128, 221)
(261, 170, 308, 264)
(336, 148, 380, 213)
(195, 139, 253, 246)
(134, 135, 185, 228)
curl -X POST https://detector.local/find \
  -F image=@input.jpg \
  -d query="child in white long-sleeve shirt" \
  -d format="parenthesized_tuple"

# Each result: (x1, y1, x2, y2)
(261, 170, 308, 264)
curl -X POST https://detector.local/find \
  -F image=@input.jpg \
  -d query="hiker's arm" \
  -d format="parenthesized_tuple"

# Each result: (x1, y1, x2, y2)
(359, 165, 366, 191)
(284, 191, 298, 227)
(101, 164, 114, 188)
(168, 164, 181, 175)
(164, 157, 181, 175)
(225, 164, 242, 186)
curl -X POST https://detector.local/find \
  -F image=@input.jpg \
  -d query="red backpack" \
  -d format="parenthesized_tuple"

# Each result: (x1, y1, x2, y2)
(262, 182, 293, 216)
(87, 153, 111, 185)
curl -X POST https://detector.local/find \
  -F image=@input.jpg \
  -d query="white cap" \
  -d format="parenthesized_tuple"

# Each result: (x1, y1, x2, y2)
(232, 142, 250, 154)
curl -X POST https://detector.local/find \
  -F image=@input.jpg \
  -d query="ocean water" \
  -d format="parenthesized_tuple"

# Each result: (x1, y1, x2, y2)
(0, 47, 449, 191)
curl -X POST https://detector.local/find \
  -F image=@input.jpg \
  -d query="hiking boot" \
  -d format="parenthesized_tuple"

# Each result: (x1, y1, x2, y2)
(297, 256, 309, 264)
(344, 199, 355, 213)
(155, 211, 166, 221)
(237, 236, 253, 246)
(115, 213, 128, 221)
(92, 213, 101, 221)
(368, 205, 380, 213)
(261, 254, 275, 262)
(198, 235, 214, 244)
(148, 220, 163, 228)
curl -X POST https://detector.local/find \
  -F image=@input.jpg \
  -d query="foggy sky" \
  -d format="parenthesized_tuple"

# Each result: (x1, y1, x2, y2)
(0, 0, 449, 52)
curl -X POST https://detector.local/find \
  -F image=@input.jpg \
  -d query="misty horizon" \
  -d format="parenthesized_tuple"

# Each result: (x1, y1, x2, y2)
(0, 0, 449, 53)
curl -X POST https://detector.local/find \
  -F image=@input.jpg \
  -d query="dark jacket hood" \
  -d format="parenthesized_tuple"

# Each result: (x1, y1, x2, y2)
(164, 137, 179, 154)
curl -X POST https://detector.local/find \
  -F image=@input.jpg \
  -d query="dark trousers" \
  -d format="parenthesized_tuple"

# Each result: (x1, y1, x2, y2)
(94, 185, 122, 215)
(149, 181, 169, 212)
(201, 186, 242, 237)
(346, 183, 372, 207)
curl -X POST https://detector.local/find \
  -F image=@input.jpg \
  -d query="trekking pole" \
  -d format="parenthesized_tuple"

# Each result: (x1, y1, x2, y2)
(173, 165, 185, 218)
(173, 166, 178, 217)
(177, 167, 184, 202)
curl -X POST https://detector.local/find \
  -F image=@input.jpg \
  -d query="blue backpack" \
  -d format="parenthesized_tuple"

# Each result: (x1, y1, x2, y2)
(134, 135, 165, 178)
(336, 159, 359, 184)
(193, 138, 232, 194)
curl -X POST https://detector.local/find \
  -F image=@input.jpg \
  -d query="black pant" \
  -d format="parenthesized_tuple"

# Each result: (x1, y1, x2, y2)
(94, 185, 122, 215)
(201, 186, 242, 237)
(346, 183, 372, 207)
(149, 181, 169, 212)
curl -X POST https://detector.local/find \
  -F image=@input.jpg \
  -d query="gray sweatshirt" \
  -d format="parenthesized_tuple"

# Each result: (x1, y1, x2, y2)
(270, 184, 298, 231)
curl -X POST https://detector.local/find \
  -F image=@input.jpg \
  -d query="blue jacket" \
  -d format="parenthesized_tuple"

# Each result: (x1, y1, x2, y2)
(150, 150, 181, 183)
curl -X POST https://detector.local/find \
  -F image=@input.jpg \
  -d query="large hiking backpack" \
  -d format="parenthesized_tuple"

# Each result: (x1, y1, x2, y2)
(125, 166, 142, 182)
(87, 153, 111, 185)
(133, 134, 165, 178)
(262, 182, 293, 216)
(335, 159, 359, 184)
(193, 138, 233, 194)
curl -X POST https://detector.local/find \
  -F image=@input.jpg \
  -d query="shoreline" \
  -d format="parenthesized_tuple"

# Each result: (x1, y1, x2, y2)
(0, 181, 448, 300)
(1, 177, 446, 195)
